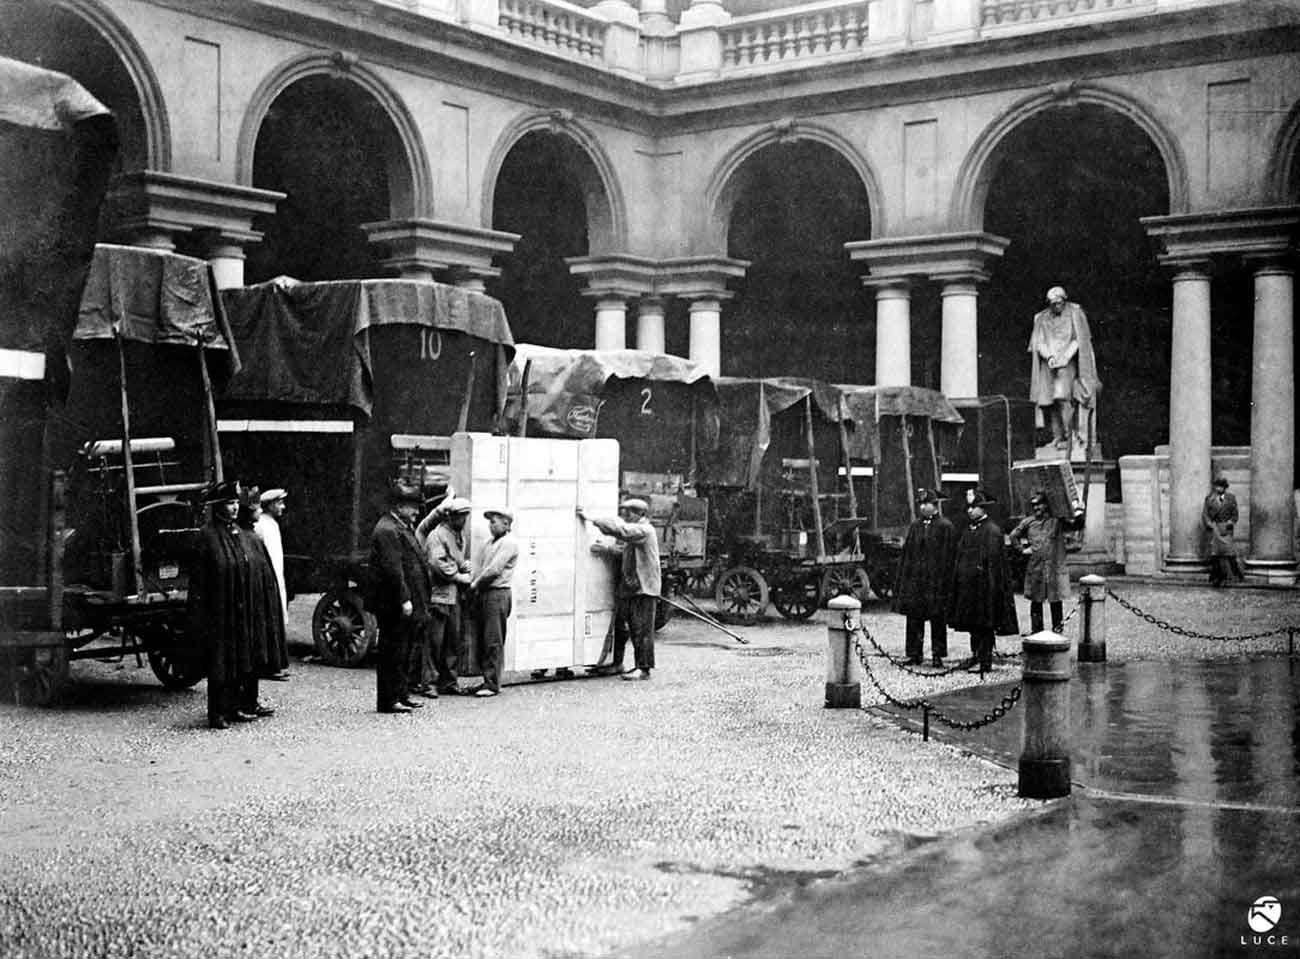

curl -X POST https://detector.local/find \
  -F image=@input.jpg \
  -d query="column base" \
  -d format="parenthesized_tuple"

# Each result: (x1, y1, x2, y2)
(1162, 556, 1209, 577)
(824, 682, 861, 709)
(1243, 559, 1299, 585)
(1017, 757, 1072, 799)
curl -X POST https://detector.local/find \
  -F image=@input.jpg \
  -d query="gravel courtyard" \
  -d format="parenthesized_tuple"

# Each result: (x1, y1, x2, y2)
(1, 580, 1294, 959)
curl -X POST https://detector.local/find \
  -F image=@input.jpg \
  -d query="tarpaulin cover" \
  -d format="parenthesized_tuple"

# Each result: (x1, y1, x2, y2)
(75, 244, 237, 356)
(698, 376, 851, 489)
(835, 384, 964, 462)
(221, 278, 514, 416)
(0, 56, 115, 357)
(505, 344, 714, 439)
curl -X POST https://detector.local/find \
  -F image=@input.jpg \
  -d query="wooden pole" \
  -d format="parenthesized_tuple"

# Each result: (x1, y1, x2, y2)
(196, 336, 223, 482)
(805, 395, 826, 560)
(837, 417, 860, 555)
(115, 331, 143, 597)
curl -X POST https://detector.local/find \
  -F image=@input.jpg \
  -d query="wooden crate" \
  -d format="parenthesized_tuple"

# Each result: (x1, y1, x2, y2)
(1011, 460, 1080, 518)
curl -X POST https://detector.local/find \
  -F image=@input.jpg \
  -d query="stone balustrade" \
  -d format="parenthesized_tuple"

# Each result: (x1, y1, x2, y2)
(981, 0, 1154, 28)
(721, 0, 870, 68)
(498, 0, 607, 60)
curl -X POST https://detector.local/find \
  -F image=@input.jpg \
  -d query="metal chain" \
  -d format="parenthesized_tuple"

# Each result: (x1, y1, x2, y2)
(843, 616, 980, 677)
(846, 619, 1023, 731)
(1105, 588, 1293, 642)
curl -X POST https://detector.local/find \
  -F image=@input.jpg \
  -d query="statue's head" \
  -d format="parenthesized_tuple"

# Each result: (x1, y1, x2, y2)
(1046, 286, 1067, 313)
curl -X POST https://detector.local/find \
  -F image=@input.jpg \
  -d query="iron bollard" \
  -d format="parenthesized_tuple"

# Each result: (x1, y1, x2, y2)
(1078, 574, 1107, 663)
(825, 595, 862, 708)
(1018, 630, 1073, 799)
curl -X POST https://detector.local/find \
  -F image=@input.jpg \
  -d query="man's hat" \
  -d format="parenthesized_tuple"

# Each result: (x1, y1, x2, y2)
(240, 485, 262, 508)
(203, 479, 241, 505)
(259, 488, 287, 505)
(619, 497, 649, 514)
(388, 480, 423, 505)
(1029, 490, 1048, 507)
(965, 487, 997, 508)
(1212, 473, 1229, 488)
(442, 496, 472, 515)
(915, 488, 942, 505)
(483, 507, 514, 523)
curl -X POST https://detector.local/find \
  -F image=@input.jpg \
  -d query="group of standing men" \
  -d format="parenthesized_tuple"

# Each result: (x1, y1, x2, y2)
(894, 485, 1085, 676)
(368, 482, 519, 714)
(188, 481, 291, 729)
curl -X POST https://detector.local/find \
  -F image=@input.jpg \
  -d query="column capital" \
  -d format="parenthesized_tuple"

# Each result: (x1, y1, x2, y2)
(567, 253, 658, 299)
(103, 170, 283, 249)
(652, 255, 749, 299)
(863, 278, 912, 297)
(845, 231, 1010, 284)
(1142, 206, 1300, 262)
(363, 218, 518, 282)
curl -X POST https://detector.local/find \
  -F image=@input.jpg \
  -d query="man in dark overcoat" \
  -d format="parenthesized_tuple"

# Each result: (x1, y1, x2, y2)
(893, 488, 954, 667)
(368, 481, 431, 714)
(188, 479, 279, 729)
(1202, 474, 1243, 587)
(948, 487, 1019, 676)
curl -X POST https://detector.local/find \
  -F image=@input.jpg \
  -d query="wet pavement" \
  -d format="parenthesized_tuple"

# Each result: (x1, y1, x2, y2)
(631, 655, 1300, 958)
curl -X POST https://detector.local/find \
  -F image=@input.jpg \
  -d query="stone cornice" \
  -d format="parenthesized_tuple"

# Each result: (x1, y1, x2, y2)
(845, 231, 1010, 282)
(566, 253, 750, 297)
(103, 170, 284, 243)
(1142, 206, 1300, 263)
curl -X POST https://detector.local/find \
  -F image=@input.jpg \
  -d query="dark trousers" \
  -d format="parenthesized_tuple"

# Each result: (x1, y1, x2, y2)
(479, 589, 511, 692)
(425, 602, 461, 690)
(376, 613, 415, 709)
(905, 615, 947, 660)
(208, 674, 258, 726)
(1209, 556, 1243, 586)
(970, 628, 995, 670)
(407, 616, 429, 690)
(613, 594, 657, 671)
(1029, 601, 1064, 634)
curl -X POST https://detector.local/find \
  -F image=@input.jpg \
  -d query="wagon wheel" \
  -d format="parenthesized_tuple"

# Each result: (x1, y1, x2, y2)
(5, 642, 69, 707)
(683, 562, 720, 599)
(655, 580, 678, 632)
(312, 589, 377, 667)
(141, 622, 205, 690)
(821, 566, 872, 606)
(866, 561, 896, 601)
(771, 572, 821, 620)
(714, 566, 769, 625)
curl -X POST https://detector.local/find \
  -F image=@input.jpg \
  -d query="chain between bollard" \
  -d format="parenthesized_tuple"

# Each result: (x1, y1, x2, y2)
(1105, 588, 1294, 642)
(845, 617, 1023, 733)
(842, 615, 984, 677)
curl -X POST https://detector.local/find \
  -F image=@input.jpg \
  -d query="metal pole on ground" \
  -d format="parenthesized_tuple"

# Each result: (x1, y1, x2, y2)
(1018, 630, 1073, 799)
(825, 595, 862, 708)
(1078, 574, 1107, 663)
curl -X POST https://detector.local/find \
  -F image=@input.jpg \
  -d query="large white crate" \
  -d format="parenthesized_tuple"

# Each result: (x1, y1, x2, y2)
(451, 432, 619, 671)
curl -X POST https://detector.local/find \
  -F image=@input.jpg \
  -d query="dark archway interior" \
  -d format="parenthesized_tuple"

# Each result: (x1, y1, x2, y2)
(246, 76, 392, 283)
(726, 141, 873, 382)
(0, 2, 147, 179)
(976, 104, 1261, 461)
(490, 131, 591, 348)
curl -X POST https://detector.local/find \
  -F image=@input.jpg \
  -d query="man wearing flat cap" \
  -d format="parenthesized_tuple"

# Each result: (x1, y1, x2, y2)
(467, 508, 519, 697)
(1010, 489, 1085, 633)
(415, 495, 474, 696)
(948, 487, 1019, 676)
(893, 488, 954, 667)
(576, 498, 661, 682)
(1202, 474, 1243, 587)
(254, 487, 291, 681)
(1029, 285, 1100, 453)
(368, 481, 431, 713)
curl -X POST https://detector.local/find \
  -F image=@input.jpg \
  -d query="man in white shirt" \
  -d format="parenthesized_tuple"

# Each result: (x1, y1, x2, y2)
(255, 488, 291, 681)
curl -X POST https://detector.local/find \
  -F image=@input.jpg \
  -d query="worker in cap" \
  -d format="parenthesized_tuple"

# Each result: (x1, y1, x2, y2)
(1203, 473, 1243, 587)
(894, 487, 955, 667)
(576, 497, 661, 681)
(414, 495, 476, 697)
(466, 507, 519, 697)
(948, 486, 1018, 676)
(368, 479, 432, 714)
(254, 486, 291, 676)
(1010, 489, 1085, 634)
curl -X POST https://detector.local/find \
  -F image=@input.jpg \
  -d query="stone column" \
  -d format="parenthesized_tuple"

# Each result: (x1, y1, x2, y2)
(939, 279, 980, 397)
(636, 297, 666, 354)
(688, 297, 722, 376)
(206, 241, 247, 290)
(1165, 263, 1213, 571)
(871, 282, 911, 387)
(1246, 259, 1297, 582)
(594, 297, 628, 351)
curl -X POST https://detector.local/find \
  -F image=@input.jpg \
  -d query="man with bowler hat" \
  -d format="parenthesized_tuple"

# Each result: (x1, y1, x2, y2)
(368, 481, 431, 713)
(948, 487, 1019, 676)
(894, 488, 954, 667)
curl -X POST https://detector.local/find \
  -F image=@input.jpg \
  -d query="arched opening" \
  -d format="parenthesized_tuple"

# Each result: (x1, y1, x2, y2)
(245, 76, 406, 283)
(977, 104, 1207, 459)
(490, 131, 592, 347)
(0, 1, 149, 178)
(724, 140, 873, 381)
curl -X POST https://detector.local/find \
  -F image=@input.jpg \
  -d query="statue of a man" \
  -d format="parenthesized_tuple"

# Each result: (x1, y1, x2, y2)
(1028, 285, 1101, 452)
